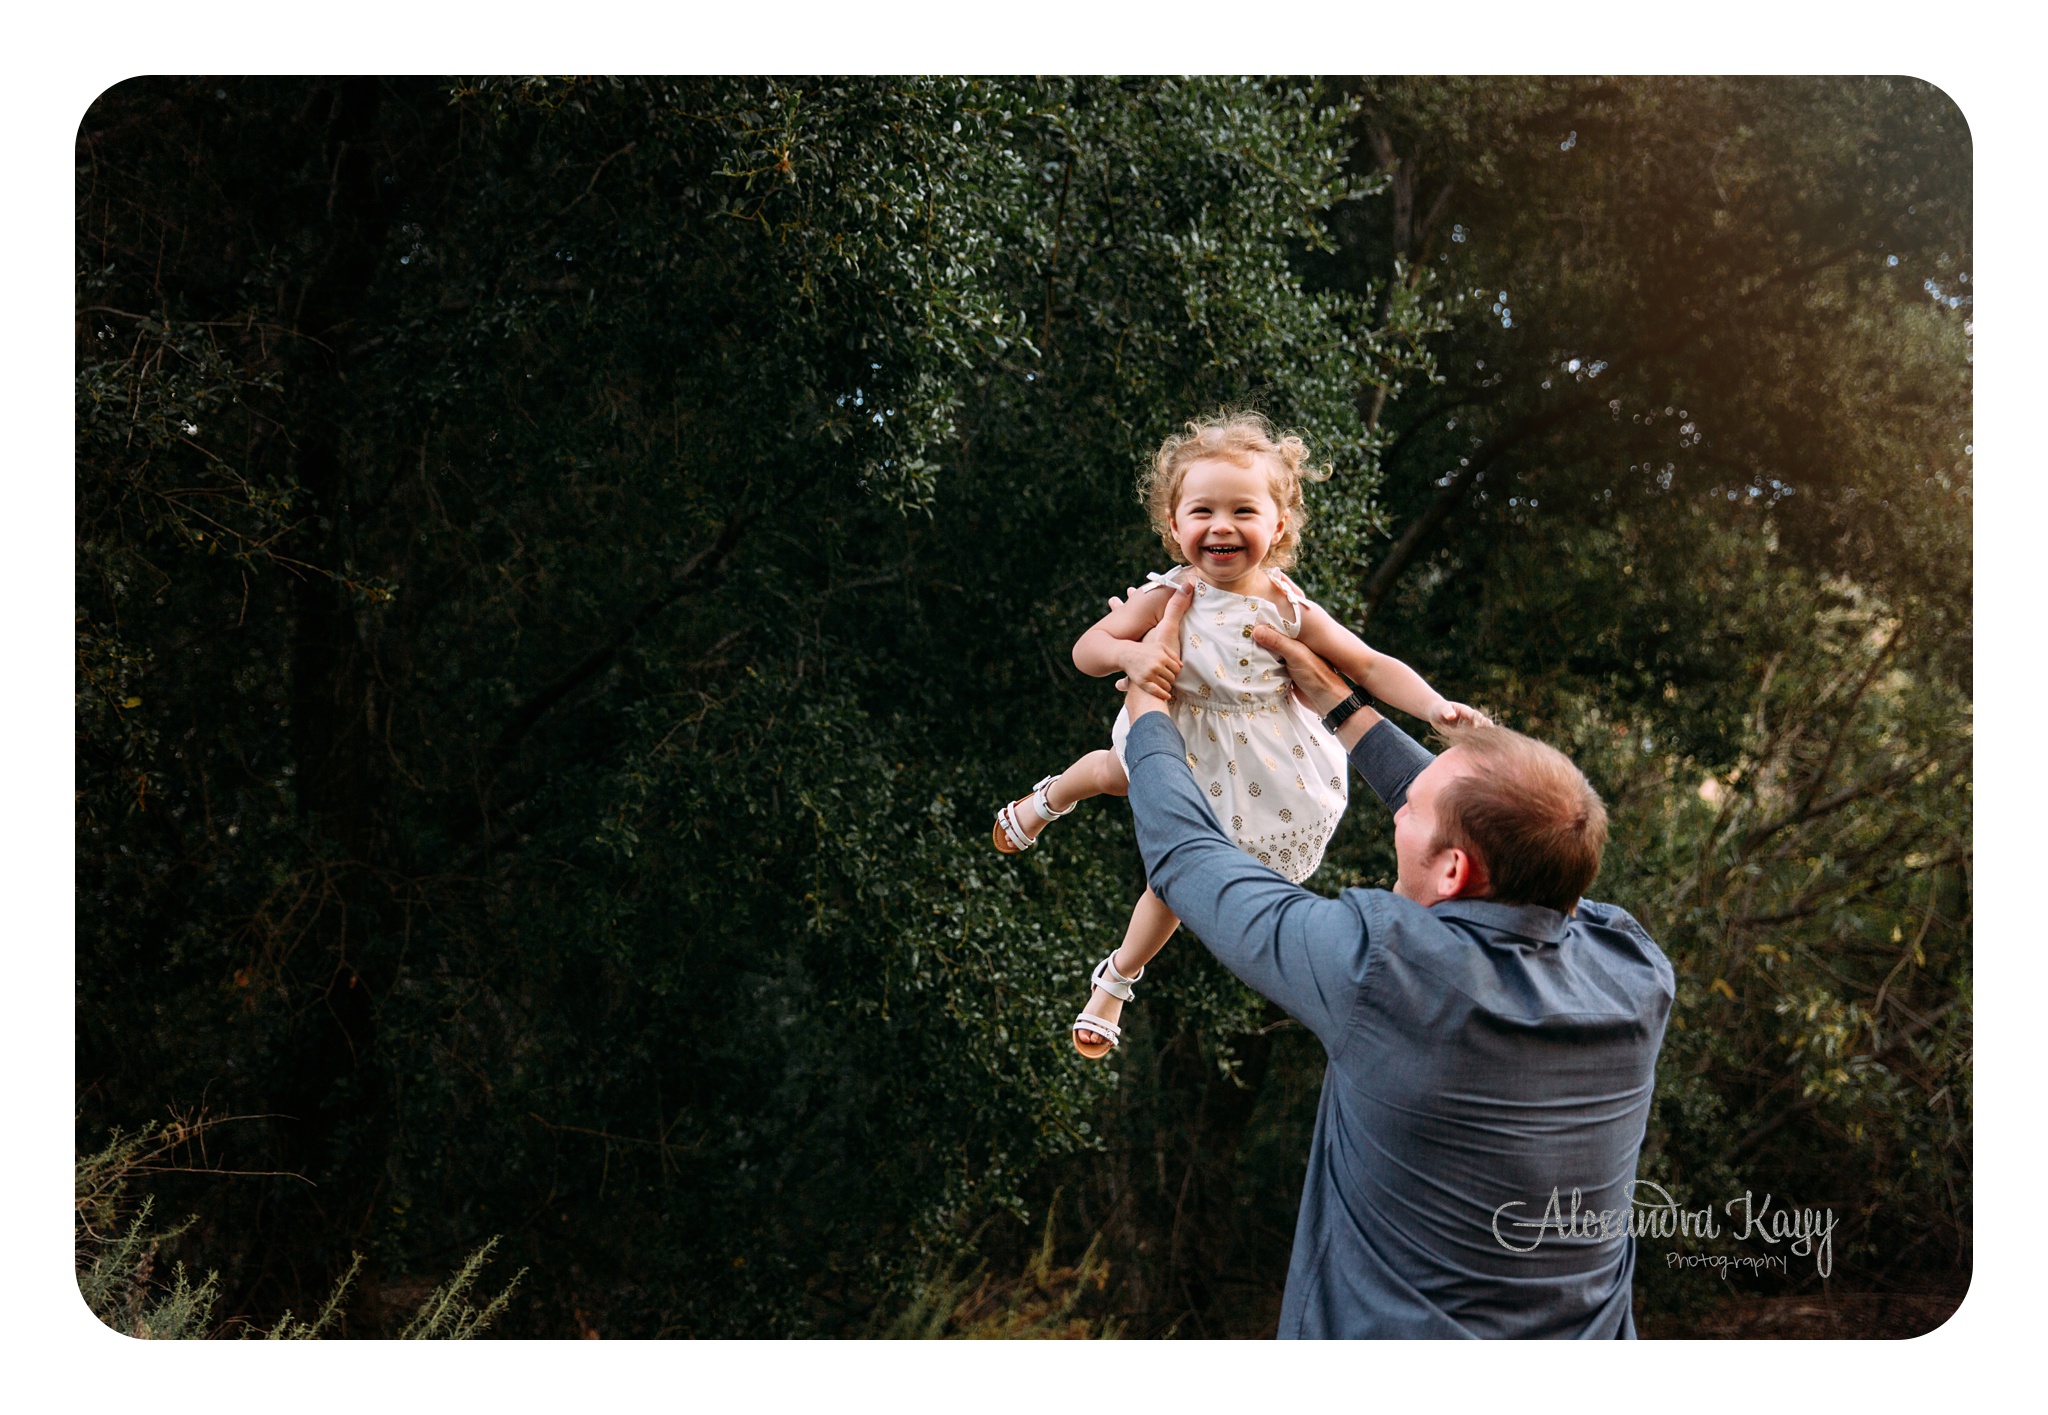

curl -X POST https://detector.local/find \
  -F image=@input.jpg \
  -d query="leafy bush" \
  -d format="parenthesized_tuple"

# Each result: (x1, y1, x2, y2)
(77, 1116, 518, 1338)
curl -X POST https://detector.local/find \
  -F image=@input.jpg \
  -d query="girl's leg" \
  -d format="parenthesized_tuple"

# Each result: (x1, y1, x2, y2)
(1002, 748, 1126, 846)
(1074, 888, 1178, 1055)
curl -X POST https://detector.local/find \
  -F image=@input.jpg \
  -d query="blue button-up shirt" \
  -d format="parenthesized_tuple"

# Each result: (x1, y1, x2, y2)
(1123, 711, 1674, 1338)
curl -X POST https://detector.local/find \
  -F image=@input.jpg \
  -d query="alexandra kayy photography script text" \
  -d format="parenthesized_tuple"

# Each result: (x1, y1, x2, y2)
(1492, 1182, 1837, 1277)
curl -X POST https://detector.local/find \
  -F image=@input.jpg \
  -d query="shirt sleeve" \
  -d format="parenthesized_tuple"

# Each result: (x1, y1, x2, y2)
(1350, 718, 1435, 813)
(1123, 712, 1369, 1050)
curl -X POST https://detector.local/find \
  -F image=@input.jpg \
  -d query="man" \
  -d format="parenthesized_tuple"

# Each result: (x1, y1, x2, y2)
(1118, 585, 1674, 1338)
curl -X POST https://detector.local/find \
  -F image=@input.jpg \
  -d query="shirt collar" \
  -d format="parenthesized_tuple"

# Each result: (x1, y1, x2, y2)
(1429, 897, 1571, 946)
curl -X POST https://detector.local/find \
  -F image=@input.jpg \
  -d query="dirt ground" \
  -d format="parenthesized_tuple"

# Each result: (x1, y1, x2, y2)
(1639, 1282, 1970, 1339)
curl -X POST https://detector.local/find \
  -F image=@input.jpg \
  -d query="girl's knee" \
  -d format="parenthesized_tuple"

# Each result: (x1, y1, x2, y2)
(1095, 751, 1130, 797)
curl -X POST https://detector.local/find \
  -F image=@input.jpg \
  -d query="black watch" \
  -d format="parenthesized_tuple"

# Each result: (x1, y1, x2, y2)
(1321, 689, 1369, 735)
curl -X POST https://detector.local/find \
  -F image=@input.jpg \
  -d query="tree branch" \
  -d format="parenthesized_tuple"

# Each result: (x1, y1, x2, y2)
(1356, 231, 1878, 623)
(1742, 747, 1941, 856)
(1360, 387, 1604, 623)
(1787, 617, 1907, 823)
(486, 513, 748, 775)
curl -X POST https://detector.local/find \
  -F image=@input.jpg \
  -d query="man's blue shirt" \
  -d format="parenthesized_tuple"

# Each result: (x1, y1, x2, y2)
(1123, 710, 1674, 1339)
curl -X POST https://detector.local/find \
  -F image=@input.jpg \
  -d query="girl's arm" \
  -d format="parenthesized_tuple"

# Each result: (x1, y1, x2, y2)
(1294, 604, 1486, 727)
(1074, 585, 1180, 696)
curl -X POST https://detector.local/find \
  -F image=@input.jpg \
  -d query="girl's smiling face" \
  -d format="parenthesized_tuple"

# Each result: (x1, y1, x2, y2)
(1171, 455, 1286, 588)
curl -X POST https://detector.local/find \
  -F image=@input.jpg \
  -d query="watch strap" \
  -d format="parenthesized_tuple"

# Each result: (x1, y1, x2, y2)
(1321, 689, 1368, 735)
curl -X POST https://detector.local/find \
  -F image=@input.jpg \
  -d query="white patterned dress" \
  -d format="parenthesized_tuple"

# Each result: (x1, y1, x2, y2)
(1110, 565, 1349, 884)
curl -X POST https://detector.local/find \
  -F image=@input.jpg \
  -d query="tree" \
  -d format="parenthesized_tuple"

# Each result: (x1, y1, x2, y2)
(77, 76, 1403, 1335)
(1003, 77, 1969, 1338)
(1328, 77, 1971, 1306)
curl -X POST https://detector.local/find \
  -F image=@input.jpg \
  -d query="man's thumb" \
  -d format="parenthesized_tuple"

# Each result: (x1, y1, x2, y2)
(1250, 624, 1293, 656)
(1157, 581, 1195, 634)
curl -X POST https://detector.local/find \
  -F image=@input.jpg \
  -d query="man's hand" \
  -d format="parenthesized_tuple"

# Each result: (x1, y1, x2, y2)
(1250, 624, 1389, 750)
(1249, 625, 1351, 717)
(1122, 582, 1193, 719)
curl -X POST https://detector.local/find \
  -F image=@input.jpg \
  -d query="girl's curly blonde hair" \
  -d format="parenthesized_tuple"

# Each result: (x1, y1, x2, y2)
(1140, 411, 1330, 571)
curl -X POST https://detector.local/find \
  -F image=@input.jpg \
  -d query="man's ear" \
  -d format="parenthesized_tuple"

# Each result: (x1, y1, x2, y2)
(1440, 846, 1488, 901)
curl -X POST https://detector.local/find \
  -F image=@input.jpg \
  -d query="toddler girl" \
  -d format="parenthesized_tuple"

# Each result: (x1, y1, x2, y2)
(993, 412, 1482, 1057)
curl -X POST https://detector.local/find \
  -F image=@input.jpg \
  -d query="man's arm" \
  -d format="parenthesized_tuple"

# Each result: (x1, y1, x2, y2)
(1349, 719, 1435, 813)
(1121, 710, 1369, 1050)
(1248, 624, 1437, 814)
(1119, 588, 1367, 1043)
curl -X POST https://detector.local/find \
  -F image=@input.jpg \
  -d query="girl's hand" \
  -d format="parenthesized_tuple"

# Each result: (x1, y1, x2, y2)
(1431, 699, 1493, 729)
(1118, 640, 1182, 698)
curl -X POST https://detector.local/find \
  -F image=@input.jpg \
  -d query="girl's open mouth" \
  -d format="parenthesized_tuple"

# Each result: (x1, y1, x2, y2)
(1204, 544, 1244, 560)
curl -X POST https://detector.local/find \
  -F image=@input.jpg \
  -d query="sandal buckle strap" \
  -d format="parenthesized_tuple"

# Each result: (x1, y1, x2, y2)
(1090, 953, 1143, 1003)
(1032, 774, 1076, 823)
(1073, 1012, 1122, 1046)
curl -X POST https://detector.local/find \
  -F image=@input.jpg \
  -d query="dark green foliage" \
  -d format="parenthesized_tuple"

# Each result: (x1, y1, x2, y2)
(994, 78, 1969, 1339)
(76, 77, 1390, 1336)
(1053, 77, 1970, 1336)
(74, 1115, 521, 1338)
(1326, 78, 1971, 1317)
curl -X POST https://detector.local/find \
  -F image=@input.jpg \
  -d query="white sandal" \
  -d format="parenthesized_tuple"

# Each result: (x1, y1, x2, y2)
(1072, 953, 1144, 1058)
(993, 775, 1074, 854)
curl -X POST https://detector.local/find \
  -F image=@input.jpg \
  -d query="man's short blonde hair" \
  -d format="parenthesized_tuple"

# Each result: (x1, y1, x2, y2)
(1430, 723, 1608, 913)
